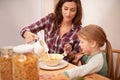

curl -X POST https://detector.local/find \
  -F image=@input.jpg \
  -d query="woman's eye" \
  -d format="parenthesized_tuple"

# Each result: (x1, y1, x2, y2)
(64, 8, 68, 10)
(71, 9, 76, 12)
(80, 41, 83, 44)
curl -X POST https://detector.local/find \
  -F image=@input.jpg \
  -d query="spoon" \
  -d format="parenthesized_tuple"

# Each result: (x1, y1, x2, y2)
(62, 51, 67, 57)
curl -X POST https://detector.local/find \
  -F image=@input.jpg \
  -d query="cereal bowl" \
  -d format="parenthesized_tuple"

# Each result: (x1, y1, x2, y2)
(42, 54, 64, 66)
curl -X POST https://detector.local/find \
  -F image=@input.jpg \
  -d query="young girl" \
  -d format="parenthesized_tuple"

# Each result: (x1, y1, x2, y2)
(63, 24, 113, 79)
(40, 24, 113, 80)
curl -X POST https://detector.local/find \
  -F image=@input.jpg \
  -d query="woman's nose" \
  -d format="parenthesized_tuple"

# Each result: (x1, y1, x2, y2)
(79, 43, 81, 46)
(66, 10, 70, 16)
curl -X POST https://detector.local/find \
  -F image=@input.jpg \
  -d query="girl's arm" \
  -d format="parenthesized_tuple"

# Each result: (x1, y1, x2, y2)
(65, 53, 104, 79)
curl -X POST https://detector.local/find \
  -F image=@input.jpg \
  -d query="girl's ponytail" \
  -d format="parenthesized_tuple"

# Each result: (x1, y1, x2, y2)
(105, 40, 113, 79)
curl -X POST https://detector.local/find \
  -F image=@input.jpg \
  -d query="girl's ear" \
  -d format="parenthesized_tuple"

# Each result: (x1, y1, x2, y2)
(91, 40, 97, 48)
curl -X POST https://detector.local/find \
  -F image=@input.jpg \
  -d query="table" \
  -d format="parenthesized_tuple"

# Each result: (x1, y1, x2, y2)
(84, 74, 111, 80)
(39, 61, 110, 80)
(39, 61, 75, 74)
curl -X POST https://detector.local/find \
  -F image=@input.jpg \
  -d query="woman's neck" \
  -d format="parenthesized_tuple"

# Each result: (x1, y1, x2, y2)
(61, 21, 72, 28)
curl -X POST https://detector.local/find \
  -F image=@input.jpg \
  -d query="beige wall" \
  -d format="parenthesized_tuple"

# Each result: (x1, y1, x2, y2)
(0, 0, 54, 47)
(81, 0, 120, 49)
(0, 0, 120, 49)
(54, 0, 59, 5)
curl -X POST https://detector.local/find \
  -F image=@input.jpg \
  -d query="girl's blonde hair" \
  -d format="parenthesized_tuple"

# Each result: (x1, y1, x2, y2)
(78, 24, 113, 78)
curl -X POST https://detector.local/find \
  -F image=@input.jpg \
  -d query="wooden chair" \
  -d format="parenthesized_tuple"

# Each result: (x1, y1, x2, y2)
(111, 49, 120, 80)
(72, 49, 120, 80)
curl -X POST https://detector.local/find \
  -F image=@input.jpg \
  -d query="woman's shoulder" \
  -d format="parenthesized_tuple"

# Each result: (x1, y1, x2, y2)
(39, 13, 54, 23)
(72, 24, 81, 31)
(48, 13, 55, 20)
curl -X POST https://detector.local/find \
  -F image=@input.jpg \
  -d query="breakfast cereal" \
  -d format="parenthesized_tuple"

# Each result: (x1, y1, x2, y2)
(0, 49, 13, 80)
(12, 53, 39, 80)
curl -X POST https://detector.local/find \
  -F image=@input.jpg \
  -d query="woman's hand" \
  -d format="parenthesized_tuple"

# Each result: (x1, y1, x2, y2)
(64, 43, 75, 62)
(64, 43, 72, 54)
(23, 31, 39, 43)
(64, 43, 74, 57)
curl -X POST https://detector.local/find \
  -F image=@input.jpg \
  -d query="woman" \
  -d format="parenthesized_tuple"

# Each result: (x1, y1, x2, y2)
(20, 0, 82, 62)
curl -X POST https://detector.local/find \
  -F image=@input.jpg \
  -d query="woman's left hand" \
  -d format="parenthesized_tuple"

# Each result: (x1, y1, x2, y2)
(64, 43, 72, 54)
(64, 43, 75, 62)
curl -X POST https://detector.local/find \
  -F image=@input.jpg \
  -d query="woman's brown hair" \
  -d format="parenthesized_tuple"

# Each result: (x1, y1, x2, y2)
(49, 0, 82, 35)
(78, 24, 113, 78)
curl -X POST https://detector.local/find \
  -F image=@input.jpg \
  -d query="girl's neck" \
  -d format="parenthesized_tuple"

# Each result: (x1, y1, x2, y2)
(90, 48, 101, 56)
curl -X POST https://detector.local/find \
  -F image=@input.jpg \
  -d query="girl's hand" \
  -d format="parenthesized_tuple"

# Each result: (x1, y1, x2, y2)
(23, 31, 39, 43)
(64, 43, 72, 54)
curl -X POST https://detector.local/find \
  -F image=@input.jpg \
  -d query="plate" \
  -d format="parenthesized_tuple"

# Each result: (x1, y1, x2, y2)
(39, 60, 68, 70)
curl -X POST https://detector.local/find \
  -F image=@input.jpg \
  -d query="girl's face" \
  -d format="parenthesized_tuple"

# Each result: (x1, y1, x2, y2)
(79, 37, 93, 55)
(62, 1, 77, 23)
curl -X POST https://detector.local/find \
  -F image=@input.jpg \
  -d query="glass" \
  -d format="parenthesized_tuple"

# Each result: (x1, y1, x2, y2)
(12, 52, 39, 80)
(0, 47, 13, 80)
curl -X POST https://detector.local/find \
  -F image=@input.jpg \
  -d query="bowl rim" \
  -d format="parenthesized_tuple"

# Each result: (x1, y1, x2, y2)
(42, 54, 64, 66)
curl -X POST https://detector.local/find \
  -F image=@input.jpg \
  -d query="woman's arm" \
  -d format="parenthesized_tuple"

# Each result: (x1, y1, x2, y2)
(20, 14, 51, 43)
(20, 14, 51, 38)
(23, 31, 39, 43)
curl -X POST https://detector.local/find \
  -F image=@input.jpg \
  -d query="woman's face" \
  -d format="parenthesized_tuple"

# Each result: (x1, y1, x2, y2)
(62, 1, 77, 23)
(79, 37, 93, 55)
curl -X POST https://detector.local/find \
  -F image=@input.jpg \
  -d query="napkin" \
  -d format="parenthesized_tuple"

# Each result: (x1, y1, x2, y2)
(13, 40, 48, 55)
(13, 44, 34, 53)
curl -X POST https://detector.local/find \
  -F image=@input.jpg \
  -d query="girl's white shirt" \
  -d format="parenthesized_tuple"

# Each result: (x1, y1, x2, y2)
(66, 53, 103, 79)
